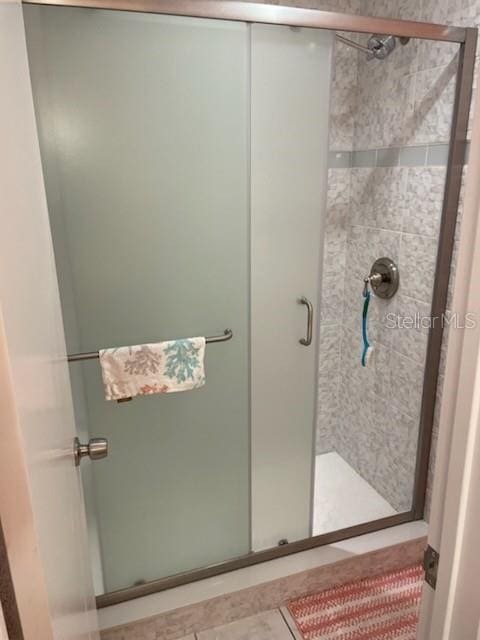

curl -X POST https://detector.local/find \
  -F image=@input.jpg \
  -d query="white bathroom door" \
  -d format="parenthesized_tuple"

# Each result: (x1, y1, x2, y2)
(250, 24, 333, 551)
(0, 3, 98, 638)
(417, 59, 480, 640)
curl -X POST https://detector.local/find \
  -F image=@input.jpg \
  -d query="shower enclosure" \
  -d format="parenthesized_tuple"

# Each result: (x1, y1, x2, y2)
(22, 0, 476, 609)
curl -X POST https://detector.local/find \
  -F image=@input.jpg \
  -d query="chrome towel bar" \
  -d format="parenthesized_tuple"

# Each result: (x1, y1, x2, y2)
(67, 329, 233, 363)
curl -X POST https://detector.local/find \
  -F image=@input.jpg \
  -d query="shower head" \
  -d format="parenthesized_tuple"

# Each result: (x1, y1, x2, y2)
(367, 34, 396, 60)
(335, 33, 410, 61)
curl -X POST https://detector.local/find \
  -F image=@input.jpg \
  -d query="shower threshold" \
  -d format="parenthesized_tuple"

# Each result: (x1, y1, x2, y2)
(313, 452, 396, 536)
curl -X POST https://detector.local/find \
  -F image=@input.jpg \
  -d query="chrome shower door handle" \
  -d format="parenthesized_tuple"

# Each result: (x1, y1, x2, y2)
(298, 296, 313, 346)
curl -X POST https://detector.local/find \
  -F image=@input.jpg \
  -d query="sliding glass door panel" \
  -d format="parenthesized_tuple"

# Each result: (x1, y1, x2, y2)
(250, 23, 332, 551)
(24, 6, 251, 593)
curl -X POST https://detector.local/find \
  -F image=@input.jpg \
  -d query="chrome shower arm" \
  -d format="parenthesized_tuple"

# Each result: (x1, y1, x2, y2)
(335, 34, 371, 54)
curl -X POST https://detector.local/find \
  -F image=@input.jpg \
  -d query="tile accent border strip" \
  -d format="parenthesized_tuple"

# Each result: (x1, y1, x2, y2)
(328, 142, 471, 168)
(99, 537, 426, 640)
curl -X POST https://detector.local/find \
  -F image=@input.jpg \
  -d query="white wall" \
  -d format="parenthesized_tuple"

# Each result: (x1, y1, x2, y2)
(0, 1, 97, 637)
(20, 5, 105, 594)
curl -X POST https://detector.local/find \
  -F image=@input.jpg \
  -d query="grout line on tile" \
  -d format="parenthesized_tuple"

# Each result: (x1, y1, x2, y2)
(279, 607, 303, 640)
(397, 292, 434, 307)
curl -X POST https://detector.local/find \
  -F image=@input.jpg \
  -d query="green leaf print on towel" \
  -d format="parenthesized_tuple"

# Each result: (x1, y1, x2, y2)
(164, 339, 202, 383)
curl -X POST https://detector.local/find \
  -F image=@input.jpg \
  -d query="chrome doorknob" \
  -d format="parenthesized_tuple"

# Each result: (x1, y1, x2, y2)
(74, 437, 108, 466)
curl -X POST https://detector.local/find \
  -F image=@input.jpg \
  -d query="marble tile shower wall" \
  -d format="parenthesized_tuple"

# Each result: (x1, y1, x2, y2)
(317, 0, 479, 517)
(335, 164, 448, 513)
(254, 0, 477, 517)
(315, 5, 363, 453)
(354, 1, 462, 151)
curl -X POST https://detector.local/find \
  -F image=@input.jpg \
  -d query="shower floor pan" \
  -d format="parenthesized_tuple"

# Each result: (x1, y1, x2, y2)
(313, 452, 396, 536)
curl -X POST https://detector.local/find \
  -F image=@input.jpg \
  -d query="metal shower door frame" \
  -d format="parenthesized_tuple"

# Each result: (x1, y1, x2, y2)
(22, 0, 478, 608)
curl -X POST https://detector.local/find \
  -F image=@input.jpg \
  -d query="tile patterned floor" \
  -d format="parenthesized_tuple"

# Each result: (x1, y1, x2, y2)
(180, 608, 302, 640)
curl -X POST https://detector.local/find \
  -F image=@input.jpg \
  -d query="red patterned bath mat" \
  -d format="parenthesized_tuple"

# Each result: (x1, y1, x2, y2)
(287, 564, 424, 640)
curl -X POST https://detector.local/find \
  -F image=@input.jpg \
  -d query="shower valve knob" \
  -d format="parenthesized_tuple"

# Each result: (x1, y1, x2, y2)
(365, 257, 399, 299)
(370, 272, 382, 286)
(363, 272, 382, 296)
(367, 272, 382, 286)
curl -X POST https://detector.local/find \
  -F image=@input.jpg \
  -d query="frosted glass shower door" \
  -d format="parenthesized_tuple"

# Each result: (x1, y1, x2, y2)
(251, 24, 332, 550)
(24, 6, 250, 593)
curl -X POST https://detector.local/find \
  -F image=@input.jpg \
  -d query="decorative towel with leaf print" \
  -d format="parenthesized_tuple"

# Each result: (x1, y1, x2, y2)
(99, 337, 206, 401)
